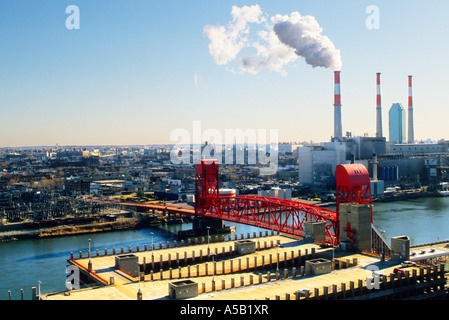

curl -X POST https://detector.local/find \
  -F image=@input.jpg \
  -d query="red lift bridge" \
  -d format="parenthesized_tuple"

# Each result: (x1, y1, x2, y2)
(195, 159, 373, 245)
(90, 159, 373, 246)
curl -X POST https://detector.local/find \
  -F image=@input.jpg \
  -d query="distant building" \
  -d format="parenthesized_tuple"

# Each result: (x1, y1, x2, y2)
(298, 141, 351, 186)
(349, 136, 386, 160)
(257, 187, 291, 200)
(298, 138, 383, 187)
(388, 141, 449, 156)
(64, 178, 90, 195)
(278, 143, 292, 155)
(389, 103, 406, 144)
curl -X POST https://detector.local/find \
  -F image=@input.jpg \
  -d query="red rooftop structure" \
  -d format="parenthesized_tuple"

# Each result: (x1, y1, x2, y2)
(335, 163, 373, 224)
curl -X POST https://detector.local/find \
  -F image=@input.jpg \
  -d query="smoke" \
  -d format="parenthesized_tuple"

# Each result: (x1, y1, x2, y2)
(272, 12, 342, 70)
(203, 5, 342, 75)
(202, 4, 265, 66)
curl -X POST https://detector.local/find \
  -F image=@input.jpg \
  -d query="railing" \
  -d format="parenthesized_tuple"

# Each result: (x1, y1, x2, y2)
(370, 224, 391, 257)
(69, 259, 110, 286)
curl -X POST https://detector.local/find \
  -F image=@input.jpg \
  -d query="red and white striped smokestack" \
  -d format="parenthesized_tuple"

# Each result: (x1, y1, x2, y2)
(333, 70, 342, 139)
(334, 70, 341, 106)
(376, 72, 383, 138)
(408, 75, 413, 107)
(407, 75, 414, 143)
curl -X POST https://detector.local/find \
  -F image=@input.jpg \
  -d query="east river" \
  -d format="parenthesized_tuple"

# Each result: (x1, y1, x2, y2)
(1, 196, 449, 300)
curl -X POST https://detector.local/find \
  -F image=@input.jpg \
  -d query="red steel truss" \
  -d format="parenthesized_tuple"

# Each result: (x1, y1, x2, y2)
(195, 159, 339, 243)
(198, 194, 338, 241)
(88, 160, 373, 246)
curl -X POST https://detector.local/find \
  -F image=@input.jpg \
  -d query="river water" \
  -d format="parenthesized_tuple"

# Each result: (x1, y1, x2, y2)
(1, 196, 449, 300)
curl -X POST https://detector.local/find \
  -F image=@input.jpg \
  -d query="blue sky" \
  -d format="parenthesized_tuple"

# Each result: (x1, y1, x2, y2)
(1, 1, 448, 147)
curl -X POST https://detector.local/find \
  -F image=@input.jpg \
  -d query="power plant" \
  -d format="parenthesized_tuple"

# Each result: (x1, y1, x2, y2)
(333, 70, 414, 145)
(299, 69, 449, 190)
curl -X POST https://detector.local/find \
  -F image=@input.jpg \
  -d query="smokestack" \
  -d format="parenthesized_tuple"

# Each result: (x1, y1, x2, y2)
(373, 153, 378, 180)
(407, 75, 414, 143)
(376, 73, 383, 138)
(334, 70, 342, 140)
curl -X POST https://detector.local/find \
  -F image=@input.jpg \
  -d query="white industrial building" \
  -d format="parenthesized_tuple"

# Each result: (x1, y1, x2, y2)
(387, 141, 448, 155)
(298, 140, 371, 186)
(257, 187, 292, 200)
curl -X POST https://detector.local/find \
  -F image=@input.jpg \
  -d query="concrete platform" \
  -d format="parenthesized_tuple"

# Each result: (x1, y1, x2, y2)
(44, 234, 432, 300)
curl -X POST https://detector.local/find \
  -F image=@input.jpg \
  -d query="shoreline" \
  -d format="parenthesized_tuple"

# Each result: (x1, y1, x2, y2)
(373, 190, 441, 203)
(0, 218, 144, 242)
(316, 190, 443, 207)
(1, 191, 446, 243)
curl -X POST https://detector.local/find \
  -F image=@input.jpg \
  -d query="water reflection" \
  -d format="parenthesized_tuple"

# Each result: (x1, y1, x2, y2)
(372, 197, 449, 245)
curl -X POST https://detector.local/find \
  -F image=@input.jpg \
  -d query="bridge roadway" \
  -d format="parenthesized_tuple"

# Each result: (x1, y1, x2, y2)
(90, 198, 336, 241)
(88, 198, 196, 215)
(43, 233, 420, 300)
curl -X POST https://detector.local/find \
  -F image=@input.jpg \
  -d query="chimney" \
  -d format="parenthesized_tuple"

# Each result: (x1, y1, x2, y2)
(407, 75, 414, 144)
(372, 153, 378, 180)
(376, 73, 383, 138)
(334, 70, 342, 140)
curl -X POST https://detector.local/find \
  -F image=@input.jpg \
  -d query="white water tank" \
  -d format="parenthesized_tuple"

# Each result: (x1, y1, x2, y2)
(219, 189, 236, 198)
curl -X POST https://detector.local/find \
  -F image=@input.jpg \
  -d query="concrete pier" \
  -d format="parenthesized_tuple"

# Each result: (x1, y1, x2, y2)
(42, 232, 449, 301)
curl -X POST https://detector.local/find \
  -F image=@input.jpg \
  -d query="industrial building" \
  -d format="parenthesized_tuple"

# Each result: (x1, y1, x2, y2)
(64, 178, 90, 195)
(257, 187, 292, 200)
(298, 137, 386, 188)
(388, 141, 449, 156)
(298, 141, 349, 187)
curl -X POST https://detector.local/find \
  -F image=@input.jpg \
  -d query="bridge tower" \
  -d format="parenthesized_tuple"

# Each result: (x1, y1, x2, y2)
(195, 159, 219, 215)
(335, 164, 373, 251)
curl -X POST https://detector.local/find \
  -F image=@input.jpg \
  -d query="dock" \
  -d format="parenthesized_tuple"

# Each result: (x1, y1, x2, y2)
(43, 231, 449, 300)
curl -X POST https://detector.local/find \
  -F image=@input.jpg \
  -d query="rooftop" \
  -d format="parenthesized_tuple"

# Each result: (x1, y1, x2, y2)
(42, 233, 433, 301)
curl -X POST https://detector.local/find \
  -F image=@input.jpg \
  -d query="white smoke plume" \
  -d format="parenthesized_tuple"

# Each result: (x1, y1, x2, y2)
(203, 4, 265, 66)
(203, 5, 342, 75)
(272, 12, 342, 70)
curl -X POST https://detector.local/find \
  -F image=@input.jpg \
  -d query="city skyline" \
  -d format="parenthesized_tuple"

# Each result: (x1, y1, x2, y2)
(1, 1, 449, 147)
